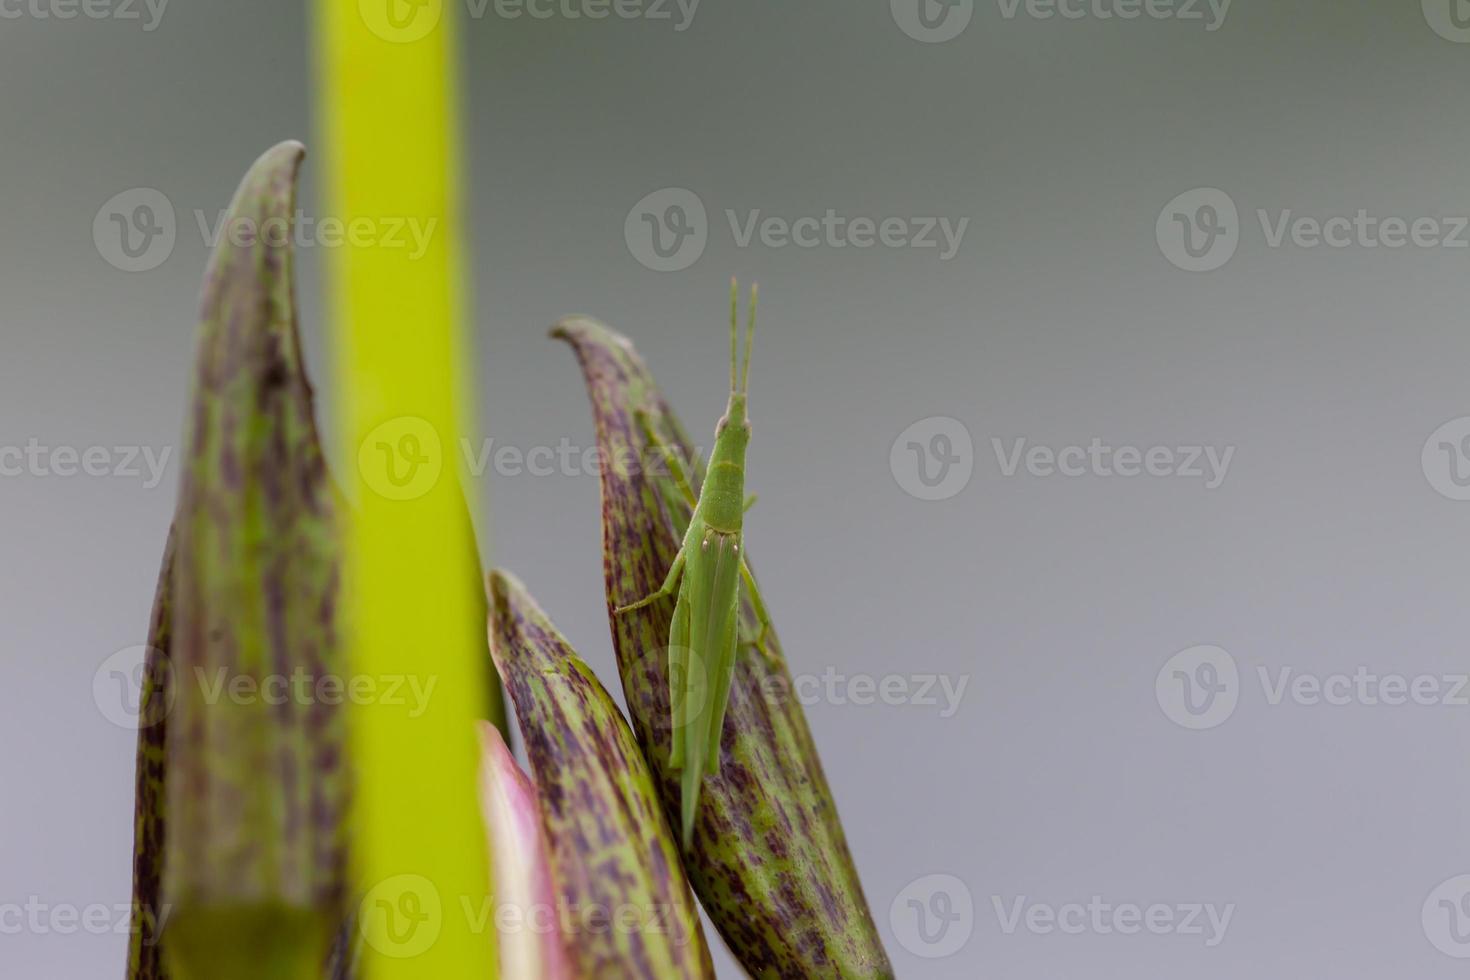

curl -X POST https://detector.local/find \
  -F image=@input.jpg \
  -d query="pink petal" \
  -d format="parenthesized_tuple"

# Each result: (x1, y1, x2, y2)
(477, 722, 574, 980)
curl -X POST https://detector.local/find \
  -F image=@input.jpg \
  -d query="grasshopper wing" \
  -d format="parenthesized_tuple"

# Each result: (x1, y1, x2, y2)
(680, 530, 742, 842)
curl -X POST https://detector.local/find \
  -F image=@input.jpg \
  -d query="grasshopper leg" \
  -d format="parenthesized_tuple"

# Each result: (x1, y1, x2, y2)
(668, 576, 692, 770)
(615, 549, 686, 614)
(627, 411, 704, 770)
(740, 560, 772, 648)
(617, 412, 699, 614)
(636, 409, 700, 511)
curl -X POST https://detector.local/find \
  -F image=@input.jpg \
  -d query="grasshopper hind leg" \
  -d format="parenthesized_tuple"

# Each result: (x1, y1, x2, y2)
(667, 578, 692, 770)
(739, 560, 773, 656)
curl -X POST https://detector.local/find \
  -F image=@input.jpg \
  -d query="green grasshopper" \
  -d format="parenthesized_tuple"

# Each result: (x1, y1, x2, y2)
(617, 279, 773, 844)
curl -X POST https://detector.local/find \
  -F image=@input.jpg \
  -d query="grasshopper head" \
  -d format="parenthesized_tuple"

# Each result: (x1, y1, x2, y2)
(716, 394, 751, 444)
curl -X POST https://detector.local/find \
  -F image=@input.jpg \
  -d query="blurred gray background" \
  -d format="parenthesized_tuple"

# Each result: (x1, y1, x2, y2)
(6, 0, 1470, 975)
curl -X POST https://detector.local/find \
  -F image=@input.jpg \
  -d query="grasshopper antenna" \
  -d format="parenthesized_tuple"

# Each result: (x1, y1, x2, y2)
(741, 282, 757, 395)
(729, 276, 740, 393)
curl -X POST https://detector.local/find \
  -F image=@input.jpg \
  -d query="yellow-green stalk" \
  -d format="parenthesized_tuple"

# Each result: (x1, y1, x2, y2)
(314, 3, 497, 977)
